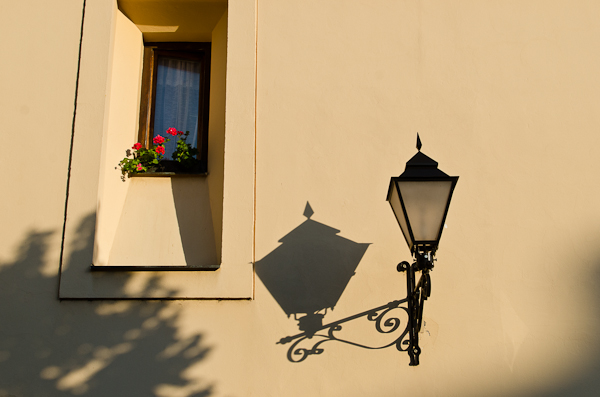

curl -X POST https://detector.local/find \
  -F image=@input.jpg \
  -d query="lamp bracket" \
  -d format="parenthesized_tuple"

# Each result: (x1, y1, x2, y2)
(277, 255, 433, 366)
(397, 253, 432, 366)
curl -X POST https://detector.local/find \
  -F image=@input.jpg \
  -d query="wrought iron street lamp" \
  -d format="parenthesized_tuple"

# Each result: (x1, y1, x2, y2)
(387, 135, 458, 365)
(276, 135, 458, 366)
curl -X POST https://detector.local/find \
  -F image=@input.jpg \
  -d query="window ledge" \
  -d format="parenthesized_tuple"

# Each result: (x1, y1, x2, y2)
(90, 265, 219, 271)
(129, 171, 208, 178)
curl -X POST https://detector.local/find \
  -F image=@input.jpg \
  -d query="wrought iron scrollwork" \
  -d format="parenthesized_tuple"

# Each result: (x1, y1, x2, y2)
(278, 253, 434, 366)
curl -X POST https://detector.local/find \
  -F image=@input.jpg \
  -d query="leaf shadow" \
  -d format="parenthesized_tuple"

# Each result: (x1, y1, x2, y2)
(0, 214, 213, 397)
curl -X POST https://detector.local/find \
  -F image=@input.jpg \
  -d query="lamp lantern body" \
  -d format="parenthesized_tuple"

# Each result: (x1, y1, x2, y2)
(387, 150, 458, 254)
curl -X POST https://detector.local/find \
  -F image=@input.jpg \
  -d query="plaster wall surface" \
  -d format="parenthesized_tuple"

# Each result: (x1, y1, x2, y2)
(2, 0, 600, 396)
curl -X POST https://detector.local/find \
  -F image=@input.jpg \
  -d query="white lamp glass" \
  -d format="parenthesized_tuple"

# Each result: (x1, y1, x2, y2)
(397, 180, 453, 243)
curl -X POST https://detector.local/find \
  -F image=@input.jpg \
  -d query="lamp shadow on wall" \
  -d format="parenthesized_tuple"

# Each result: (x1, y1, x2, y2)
(255, 202, 370, 337)
(0, 213, 213, 396)
(257, 203, 411, 363)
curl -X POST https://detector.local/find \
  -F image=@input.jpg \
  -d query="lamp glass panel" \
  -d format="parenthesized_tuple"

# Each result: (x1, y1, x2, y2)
(397, 181, 453, 242)
(388, 182, 413, 249)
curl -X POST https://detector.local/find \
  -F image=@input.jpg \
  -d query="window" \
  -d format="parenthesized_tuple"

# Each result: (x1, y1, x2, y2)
(59, 4, 256, 299)
(138, 42, 211, 173)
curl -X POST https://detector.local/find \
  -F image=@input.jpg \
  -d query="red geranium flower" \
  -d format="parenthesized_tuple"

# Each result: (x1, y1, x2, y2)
(132, 142, 142, 150)
(156, 146, 165, 155)
(153, 135, 165, 144)
(136, 163, 143, 171)
(177, 130, 184, 135)
(166, 127, 178, 136)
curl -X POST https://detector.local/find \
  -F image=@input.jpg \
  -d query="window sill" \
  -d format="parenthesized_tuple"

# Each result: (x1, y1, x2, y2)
(90, 265, 219, 271)
(130, 171, 208, 178)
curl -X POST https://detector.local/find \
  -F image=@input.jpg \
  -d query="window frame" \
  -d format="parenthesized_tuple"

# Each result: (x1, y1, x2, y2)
(138, 42, 212, 173)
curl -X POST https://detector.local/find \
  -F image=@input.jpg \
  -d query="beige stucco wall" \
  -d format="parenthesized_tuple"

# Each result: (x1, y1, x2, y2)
(2, 0, 600, 396)
(0, 0, 83, 275)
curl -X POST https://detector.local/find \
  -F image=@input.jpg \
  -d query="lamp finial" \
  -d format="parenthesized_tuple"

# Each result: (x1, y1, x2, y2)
(416, 134, 422, 151)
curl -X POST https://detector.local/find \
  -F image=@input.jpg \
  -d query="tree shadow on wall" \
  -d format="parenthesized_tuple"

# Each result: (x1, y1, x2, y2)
(0, 214, 213, 397)
(524, 252, 600, 397)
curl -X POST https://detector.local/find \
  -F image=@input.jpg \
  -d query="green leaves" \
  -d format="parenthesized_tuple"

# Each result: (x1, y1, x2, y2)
(171, 131, 200, 170)
(118, 145, 164, 179)
(118, 128, 200, 179)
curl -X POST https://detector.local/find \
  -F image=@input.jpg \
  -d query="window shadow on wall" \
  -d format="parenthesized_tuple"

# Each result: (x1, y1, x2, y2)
(0, 214, 213, 396)
(171, 177, 219, 268)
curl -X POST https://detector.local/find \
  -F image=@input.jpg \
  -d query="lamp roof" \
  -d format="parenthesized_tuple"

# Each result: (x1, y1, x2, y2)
(400, 151, 450, 179)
